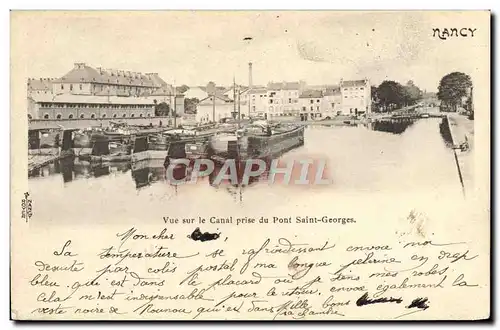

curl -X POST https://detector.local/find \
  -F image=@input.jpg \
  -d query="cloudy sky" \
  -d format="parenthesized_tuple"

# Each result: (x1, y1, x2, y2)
(11, 11, 489, 91)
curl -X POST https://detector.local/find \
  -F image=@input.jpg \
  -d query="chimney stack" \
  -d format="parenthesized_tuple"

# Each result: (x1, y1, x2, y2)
(248, 62, 253, 90)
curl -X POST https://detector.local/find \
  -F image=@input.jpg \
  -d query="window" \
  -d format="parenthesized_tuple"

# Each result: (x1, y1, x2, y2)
(113, 114, 117, 118)
(310, 106, 313, 111)
(70, 84, 73, 91)
(317, 99, 320, 103)
(302, 106, 306, 111)
(68, 114, 74, 119)
(123, 114, 127, 118)
(79, 84, 83, 90)
(147, 114, 151, 117)
(139, 114, 143, 118)
(360, 87, 364, 91)
(344, 96, 348, 98)
(61, 84, 64, 90)
(80, 114, 85, 119)
(27, 114, 32, 120)
(252, 106, 256, 111)
(289, 98, 292, 104)
(102, 114, 106, 118)
(56, 114, 62, 119)
(90, 114, 96, 119)
(310, 100, 313, 104)
(44, 114, 49, 119)
(269, 100, 273, 104)
(131, 114, 135, 118)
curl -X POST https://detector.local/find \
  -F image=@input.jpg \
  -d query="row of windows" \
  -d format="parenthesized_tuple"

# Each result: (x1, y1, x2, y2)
(60, 81, 156, 88)
(301, 106, 322, 112)
(344, 95, 366, 99)
(41, 113, 152, 119)
(343, 87, 365, 91)
(39, 103, 152, 109)
(309, 99, 321, 104)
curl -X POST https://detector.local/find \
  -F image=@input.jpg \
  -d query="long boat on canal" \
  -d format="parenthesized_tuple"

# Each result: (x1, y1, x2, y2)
(131, 127, 220, 162)
(78, 133, 133, 163)
(207, 120, 305, 162)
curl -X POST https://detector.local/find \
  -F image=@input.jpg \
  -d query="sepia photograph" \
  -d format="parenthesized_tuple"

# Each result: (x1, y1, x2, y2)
(11, 10, 490, 321)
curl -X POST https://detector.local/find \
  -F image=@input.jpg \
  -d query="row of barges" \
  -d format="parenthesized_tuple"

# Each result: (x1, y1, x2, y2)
(31, 119, 305, 168)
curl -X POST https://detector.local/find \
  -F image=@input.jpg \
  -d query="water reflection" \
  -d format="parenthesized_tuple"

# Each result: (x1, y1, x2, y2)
(29, 119, 462, 195)
(29, 158, 131, 183)
(365, 119, 416, 134)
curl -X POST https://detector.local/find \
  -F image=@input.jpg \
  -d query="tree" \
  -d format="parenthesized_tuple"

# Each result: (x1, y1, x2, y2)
(177, 85, 189, 94)
(184, 98, 199, 114)
(206, 81, 217, 96)
(370, 85, 380, 112)
(154, 102, 170, 116)
(376, 80, 406, 111)
(403, 80, 423, 106)
(437, 72, 472, 112)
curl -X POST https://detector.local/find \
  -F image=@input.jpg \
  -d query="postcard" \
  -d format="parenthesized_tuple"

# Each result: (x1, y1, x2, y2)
(10, 10, 490, 320)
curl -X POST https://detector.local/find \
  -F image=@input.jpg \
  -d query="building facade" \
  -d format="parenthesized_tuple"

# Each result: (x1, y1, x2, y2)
(246, 88, 268, 116)
(195, 94, 236, 123)
(50, 63, 169, 97)
(28, 94, 155, 120)
(27, 63, 185, 121)
(299, 90, 324, 119)
(266, 82, 303, 117)
(340, 79, 371, 115)
(322, 87, 343, 115)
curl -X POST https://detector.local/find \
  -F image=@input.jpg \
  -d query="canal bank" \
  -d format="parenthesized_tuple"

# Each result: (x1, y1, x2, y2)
(448, 113, 475, 196)
(438, 113, 474, 196)
(27, 118, 470, 226)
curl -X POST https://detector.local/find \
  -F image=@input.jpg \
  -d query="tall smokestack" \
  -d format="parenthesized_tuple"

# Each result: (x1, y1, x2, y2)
(248, 62, 253, 89)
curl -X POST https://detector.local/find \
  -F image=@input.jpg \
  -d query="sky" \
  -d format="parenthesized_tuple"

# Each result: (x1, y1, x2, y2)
(11, 11, 489, 92)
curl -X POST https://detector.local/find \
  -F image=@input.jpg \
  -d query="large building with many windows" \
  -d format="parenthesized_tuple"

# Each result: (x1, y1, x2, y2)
(49, 63, 168, 97)
(27, 63, 184, 120)
(28, 94, 156, 120)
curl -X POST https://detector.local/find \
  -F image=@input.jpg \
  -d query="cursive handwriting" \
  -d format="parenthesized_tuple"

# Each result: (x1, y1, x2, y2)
(24, 228, 482, 320)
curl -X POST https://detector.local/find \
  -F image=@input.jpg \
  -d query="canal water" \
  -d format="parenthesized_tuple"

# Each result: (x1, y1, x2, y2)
(28, 118, 471, 227)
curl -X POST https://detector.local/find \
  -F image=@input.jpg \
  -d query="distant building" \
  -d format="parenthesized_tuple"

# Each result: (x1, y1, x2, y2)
(267, 81, 303, 117)
(195, 94, 235, 123)
(184, 85, 228, 101)
(27, 78, 56, 97)
(246, 87, 268, 116)
(322, 87, 343, 116)
(50, 63, 170, 97)
(299, 90, 324, 119)
(340, 79, 371, 115)
(27, 63, 184, 121)
(28, 94, 155, 120)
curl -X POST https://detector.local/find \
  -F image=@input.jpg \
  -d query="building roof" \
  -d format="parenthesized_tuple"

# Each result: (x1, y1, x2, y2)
(267, 82, 300, 91)
(323, 87, 341, 96)
(198, 94, 233, 104)
(248, 88, 268, 94)
(341, 80, 367, 88)
(30, 93, 156, 105)
(299, 90, 323, 98)
(27, 78, 55, 91)
(53, 63, 167, 88)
